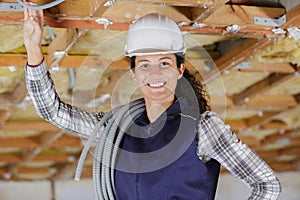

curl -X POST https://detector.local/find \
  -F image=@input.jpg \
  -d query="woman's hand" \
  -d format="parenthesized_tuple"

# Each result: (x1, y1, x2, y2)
(23, 1, 44, 66)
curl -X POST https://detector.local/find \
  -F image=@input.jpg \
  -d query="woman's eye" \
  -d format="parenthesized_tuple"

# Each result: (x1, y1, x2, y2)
(139, 64, 150, 69)
(160, 62, 171, 68)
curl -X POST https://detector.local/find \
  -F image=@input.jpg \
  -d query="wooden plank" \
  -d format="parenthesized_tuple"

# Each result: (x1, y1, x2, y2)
(1, 121, 60, 131)
(46, 0, 103, 18)
(0, 83, 27, 108)
(18, 167, 52, 174)
(33, 154, 70, 162)
(191, 0, 227, 22)
(268, 161, 297, 172)
(201, 4, 300, 83)
(226, 95, 297, 111)
(113, 0, 217, 7)
(0, 83, 28, 127)
(0, 168, 8, 174)
(0, 54, 28, 67)
(281, 4, 300, 28)
(203, 5, 285, 28)
(46, 28, 76, 68)
(262, 130, 297, 145)
(203, 38, 272, 83)
(245, 111, 281, 128)
(0, 11, 277, 37)
(244, 94, 298, 110)
(257, 150, 280, 159)
(40, 131, 64, 147)
(49, 135, 82, 147)
(238, 135, 261, 147)
(20, 132, 64, 163)
(261, 121, 288, 130)
(239, 62, 296, 73)
(0, 135, 81, 148)
(0, 154, 22, 162)
(60, 56, 131, 69)
(0, 137, 40, 148)
(241, 93, 300, 131)
(225, 120, 248, 130)
(232, 73, 293, 105)
(0, 53, 131, 69)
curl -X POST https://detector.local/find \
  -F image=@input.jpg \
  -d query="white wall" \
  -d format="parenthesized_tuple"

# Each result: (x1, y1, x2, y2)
(55, 179, 95, 200)
(216, 172, 300, 200)
(1, 172, 300, 200)
(0, 180, 51, 200)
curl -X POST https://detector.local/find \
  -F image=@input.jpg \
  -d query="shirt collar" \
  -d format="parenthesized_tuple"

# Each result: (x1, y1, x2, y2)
(135, 97, 189, 125)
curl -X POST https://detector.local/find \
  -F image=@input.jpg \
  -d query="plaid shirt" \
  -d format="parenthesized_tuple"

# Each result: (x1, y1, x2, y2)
(25, 60, 281, 199)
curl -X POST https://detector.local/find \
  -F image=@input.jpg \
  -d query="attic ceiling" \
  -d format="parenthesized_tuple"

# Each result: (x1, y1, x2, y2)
(0, 0, 300, 181)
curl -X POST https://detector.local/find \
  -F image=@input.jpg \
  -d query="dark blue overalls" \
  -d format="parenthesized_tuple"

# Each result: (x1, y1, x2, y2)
(115, 98, 220, 200)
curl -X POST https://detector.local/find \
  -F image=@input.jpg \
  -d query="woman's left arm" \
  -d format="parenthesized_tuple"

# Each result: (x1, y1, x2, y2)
(197, 111, 282, 200)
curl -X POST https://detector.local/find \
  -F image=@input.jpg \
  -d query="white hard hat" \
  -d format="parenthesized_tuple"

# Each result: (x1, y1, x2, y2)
(124, 13, 186, 57)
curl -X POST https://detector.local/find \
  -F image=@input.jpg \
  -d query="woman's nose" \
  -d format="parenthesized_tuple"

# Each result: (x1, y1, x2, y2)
(149, 65, 161, 75)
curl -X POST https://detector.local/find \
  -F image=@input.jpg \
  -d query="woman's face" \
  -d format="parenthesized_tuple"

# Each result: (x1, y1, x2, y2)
(131, 54, 184, 102)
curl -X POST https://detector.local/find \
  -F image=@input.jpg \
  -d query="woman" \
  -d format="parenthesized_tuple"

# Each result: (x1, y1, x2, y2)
(23, 3, 281, 200)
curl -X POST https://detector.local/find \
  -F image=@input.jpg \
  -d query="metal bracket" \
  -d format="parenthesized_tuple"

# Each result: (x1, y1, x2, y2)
(0, 2, 23, 12)
(254, 15, 286, 27)
(234, 62, 252, 70)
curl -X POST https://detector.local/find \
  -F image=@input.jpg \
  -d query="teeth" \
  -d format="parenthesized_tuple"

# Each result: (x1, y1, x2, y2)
(149, 82, 164, 87)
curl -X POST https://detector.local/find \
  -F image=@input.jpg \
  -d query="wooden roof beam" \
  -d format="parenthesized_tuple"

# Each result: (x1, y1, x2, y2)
(268, 161, 298, 172)
(201, 3, 300, 83)
(52, 153, 92, 179)
(0, 3, 285, 37)
(0, 135, 81, 148)
(47, 28, 88, 69)
(235, 94, 298, 111)
(281, 3, 300, 28)
(238, 62, 296, 73)
(245, 111, 281, 128)
(191, 0, 227, 22)
(261, 130, 300, 146)
(242, 92, 300, 130)
(232, 73, 294, 105)
(1, 121, 60, 131)
(112, 0, 218, 7)
(0, 54, 296, 74)
(0, 137, 40, 148)
(0, 83, 28, 124)
(203, 38, 273, 83)
(8, 131, 66, 177)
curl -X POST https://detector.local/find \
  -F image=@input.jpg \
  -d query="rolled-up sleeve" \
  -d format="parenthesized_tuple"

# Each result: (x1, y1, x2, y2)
(25, 60, 105, 138)
(197, 111, 281, 200)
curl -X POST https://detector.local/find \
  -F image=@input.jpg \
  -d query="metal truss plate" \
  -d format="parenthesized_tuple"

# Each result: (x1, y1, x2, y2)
(0, 2, 23, 12)
(254, 15, 286, 27)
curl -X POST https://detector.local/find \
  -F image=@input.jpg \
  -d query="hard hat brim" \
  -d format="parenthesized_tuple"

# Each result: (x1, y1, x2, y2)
(125, 47, 187, 57)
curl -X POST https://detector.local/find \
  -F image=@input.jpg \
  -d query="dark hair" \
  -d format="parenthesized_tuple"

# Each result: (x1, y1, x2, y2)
(130, 53, 211, 112)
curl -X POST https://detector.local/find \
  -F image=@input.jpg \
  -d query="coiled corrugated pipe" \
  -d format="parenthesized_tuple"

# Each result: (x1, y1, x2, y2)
(75, 99, 145, 200)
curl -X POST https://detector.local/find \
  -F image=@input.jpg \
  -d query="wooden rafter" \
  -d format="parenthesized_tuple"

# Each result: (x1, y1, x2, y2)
(241, 92, 300, 131)
(238, 62, 296, 73)
(9, 131, 65, 177)
(1, 121, 60, 131)
(0, 2, 285, 37)
(232, 73, 294, 105)
(0, 134, 81, 148)
(203, 38, 273, 83)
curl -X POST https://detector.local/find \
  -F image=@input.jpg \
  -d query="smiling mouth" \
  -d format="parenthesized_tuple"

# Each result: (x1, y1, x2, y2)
(147, 81, 167, 88)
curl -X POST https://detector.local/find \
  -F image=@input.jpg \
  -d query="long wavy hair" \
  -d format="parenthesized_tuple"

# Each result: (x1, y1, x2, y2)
(130, 53, 211, 112)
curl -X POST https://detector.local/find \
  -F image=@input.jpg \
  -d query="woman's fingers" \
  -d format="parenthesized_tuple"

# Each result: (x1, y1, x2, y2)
(23, 1, 30, 21)
(24, 7, 29, 21)
(23, 1, 44, 28)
